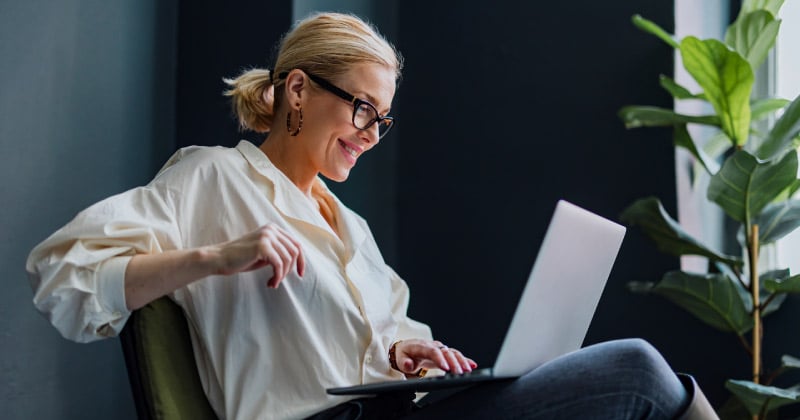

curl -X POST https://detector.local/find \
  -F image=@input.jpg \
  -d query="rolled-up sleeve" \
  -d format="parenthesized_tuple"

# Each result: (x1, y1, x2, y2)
(26, 185, 182, 343)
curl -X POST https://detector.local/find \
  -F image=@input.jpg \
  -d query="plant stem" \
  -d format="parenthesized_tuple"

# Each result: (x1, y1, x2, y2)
(737, 334, 754, 356)
(760, 293, 777, 312)
(751, 224, 761, 384)
(734, 267, 749, 292)
(764, 367, 785, 386)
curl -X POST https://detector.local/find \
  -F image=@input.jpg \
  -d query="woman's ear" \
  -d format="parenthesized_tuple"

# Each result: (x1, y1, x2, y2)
(283, 69, 307, 110)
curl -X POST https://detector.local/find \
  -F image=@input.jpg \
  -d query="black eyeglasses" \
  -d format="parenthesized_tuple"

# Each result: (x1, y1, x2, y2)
(278, 71, 395, 139)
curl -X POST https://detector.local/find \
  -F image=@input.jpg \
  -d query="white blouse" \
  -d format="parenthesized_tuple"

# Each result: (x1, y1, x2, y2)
(26, 140, 432, 419)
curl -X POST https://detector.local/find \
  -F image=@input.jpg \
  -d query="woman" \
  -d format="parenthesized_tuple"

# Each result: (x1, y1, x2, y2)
(27, 12, 712, 420)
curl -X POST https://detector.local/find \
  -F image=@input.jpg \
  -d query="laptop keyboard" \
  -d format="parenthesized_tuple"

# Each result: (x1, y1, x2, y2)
(424, 368, 493, 381)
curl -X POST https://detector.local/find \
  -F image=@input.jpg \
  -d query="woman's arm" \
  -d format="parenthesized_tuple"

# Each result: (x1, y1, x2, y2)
(125, 224, 305, 310)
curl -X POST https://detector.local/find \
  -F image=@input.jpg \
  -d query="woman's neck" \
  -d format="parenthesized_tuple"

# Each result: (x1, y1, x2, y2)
(258, 134, 317, 196)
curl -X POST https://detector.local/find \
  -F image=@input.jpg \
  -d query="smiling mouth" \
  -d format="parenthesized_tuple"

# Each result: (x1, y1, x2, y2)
(339, 140, 358, 158)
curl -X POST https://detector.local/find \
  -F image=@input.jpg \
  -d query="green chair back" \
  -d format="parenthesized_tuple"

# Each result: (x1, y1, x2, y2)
(120, 296, 218, 420)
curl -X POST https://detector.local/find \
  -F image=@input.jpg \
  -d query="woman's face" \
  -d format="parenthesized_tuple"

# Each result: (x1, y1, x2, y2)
(300, 63, 396, 182)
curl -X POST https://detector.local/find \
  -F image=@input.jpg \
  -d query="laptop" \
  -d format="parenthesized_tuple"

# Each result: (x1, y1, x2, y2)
(327, 200, 626, 396)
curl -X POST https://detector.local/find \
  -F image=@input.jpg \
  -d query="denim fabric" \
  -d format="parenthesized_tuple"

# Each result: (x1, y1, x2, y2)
(408, 338, 688, 419)
(310, 339, 689, 420)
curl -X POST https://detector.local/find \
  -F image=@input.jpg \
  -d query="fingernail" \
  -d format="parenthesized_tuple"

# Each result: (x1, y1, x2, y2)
(443, 362, 450, 371)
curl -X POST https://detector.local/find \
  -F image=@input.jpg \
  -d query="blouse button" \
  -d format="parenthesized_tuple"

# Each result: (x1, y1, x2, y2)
(365, 355, 373, 364)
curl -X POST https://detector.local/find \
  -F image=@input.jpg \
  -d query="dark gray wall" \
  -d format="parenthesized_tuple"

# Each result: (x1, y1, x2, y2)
(393, 0, 688, 400)
(0, 1, 177, 418)
(174, 0, 291, 150)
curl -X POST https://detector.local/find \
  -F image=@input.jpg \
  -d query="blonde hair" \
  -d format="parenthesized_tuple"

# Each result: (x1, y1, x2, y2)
(223, 12, 402, 133)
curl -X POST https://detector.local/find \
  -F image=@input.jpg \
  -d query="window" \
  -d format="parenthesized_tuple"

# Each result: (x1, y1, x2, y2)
(774, 2, 800, 273)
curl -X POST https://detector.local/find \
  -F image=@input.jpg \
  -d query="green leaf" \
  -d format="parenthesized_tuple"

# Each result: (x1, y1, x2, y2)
(674, 124, 720, 175)
(782, 355, 800, 370)
(631, 15, 679, 49)
(726, 380, 800, 416)
(725, 10, 781, 70)
(618, 106, 720, 129)
(649, 271, 753, 334)
(752, 98, 790, 121)
(757, 94, 800, 160)
(760, 269, 789, 316)
(739, 0, 785, 17)
(707, 150, 798, 223)
(777, 180, 800, 203)
(680, 36, 754, 146)
(620, 197, 743, 267)
(753, 200, 800, 244)
(659, 75, 706, 100)
(765, 274, 800, 293)
(692, 131, 734, 188)
(705, 131, 735, 160)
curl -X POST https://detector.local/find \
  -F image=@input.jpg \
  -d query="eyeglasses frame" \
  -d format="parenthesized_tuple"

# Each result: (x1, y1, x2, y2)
(277, 70, 394, 139)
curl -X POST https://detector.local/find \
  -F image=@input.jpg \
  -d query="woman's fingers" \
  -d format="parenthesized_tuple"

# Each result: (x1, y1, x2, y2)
(259, 226, 304, 288)
(216, 224, 304, 288)
(441, 347, 464, 374)
(433, 345, 474, 374)
(429, 345, 451, 371)
(395, 339, 478, 375)
(273, 228, 304, 277)
(448, 348, 473, 373)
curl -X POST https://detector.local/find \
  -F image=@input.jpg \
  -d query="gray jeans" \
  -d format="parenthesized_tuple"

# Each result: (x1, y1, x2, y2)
(308, 338, 689, 419)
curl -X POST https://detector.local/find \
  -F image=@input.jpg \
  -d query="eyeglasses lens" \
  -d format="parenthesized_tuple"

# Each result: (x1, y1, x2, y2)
(353, 103, 392, 138)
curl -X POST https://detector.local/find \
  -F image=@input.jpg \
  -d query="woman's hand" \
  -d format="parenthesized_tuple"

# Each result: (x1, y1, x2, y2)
(393, 339, 477, 375)
(125, 224, 304, 310)
(209, 224, 305, 288)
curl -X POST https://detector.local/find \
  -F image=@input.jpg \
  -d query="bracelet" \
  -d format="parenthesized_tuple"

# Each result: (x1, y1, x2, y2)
(389, 341, 427, 378)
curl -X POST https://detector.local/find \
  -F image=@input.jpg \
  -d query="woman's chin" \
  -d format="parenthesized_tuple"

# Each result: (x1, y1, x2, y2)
(322, 169, 351, 183)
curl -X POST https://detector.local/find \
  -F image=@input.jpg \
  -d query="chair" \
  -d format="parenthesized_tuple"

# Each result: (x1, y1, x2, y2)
(120, 296, 218, 420)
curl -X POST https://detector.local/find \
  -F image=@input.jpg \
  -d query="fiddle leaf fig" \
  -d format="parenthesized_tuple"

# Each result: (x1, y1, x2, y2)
(751, 98, 789, 122)
(631, 14, 679, 48)
(634, 271, 753, 334)
(781, 355, 800, 370)
(622, 3, 798, 417)
(674, 124, 720, 175)
(725, 380, 800, 416)
(620, 197, 742, 267)
(764, 274, 800, 294)
(725, 10, 781, 71)
(739, 0, 785, 18)
(707, 150, 798, 223)
(680, 36, 753, 146)
(659, 75, 706, 100)
(756, 94, 800, 160)
(752, 200, 800, 244)
(618, 106, 719, 128)
(760, 269, 790, 316)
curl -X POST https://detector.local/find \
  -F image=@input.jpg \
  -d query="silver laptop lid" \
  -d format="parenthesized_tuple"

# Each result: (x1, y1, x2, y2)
(493, 200, 626, 378)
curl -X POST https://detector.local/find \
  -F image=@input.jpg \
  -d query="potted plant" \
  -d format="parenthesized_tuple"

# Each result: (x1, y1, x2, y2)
(618, 0, 800, 418)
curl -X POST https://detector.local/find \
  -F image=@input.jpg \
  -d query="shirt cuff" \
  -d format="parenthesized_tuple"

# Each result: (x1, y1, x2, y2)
(96, 255, 133, 317)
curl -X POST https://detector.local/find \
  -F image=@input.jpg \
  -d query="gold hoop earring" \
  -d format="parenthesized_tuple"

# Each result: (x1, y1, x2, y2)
(286, 105, 303, 136)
